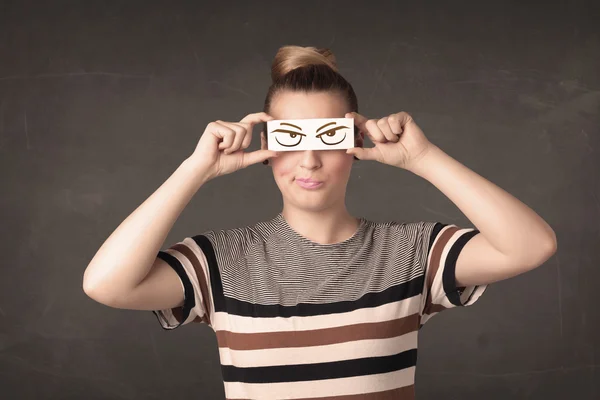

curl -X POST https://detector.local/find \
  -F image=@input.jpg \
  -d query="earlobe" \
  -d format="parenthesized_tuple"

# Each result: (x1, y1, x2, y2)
(354, 134, 364, 148)
(353, 135, 362, 161)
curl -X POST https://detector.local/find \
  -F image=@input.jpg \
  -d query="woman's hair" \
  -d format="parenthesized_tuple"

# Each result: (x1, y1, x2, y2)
(262, 45, 359, 144)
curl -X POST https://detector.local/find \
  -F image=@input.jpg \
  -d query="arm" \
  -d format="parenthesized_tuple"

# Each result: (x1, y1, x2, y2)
(410, 145, 557, 287)
(82, 158, 211, 310)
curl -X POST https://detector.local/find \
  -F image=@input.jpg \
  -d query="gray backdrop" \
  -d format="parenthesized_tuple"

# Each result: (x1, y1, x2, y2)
(1, 1, 599, 399)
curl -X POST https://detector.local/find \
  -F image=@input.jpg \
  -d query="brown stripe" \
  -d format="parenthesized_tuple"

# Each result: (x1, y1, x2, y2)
(422, 289, 432, 317)
(427, 226, 459, 290)
(422, 226, 460, 315)
(296, 384, 415, 400)
(172, 306, 183, 323)
(423, 302, 447, 316)
(170, 307, 205, 324)
(173, 242, 213, 326)
(215, 313, 419, 351)
(225, 384, 415, 400)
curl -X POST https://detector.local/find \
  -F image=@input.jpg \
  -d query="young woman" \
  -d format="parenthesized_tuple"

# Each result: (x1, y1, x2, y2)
(83, 45, 557, 399)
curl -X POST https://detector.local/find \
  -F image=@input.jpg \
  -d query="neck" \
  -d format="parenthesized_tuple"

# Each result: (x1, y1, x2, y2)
(280, 205, 360, 245)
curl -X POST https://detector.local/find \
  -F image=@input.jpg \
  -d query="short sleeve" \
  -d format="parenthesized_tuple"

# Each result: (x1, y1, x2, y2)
(152, 236, 214, 330)
(413, 221, 488, 326)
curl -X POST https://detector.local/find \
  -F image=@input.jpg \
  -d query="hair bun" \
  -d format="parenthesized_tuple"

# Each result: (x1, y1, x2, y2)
(271, 45, 338, 82)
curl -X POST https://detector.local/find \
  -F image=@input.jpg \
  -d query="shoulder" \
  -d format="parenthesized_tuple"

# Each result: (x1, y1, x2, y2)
(363, 219, 450, 271)
(191, 218, 273, 258)
(365, 218, 445, 245)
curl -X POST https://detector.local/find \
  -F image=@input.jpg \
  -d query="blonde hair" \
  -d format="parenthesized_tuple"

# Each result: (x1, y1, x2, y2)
(263, 46, 358, 113)
(262, 45, 359, 140)
(270, 45, 339, 82)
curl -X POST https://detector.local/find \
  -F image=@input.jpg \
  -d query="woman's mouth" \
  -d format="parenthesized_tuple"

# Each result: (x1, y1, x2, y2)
(296, 179, 323, 189)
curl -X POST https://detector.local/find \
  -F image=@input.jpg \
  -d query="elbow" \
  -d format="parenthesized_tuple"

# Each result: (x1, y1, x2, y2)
(542, 233, 558, 259)
(83, 279, 108, 305)
(83, 279, 99, 301)
(82, 268, 119, 307)
(547, 238, 557, 256)
(545, 228, 558, 253)
(528, 237, 558, 270)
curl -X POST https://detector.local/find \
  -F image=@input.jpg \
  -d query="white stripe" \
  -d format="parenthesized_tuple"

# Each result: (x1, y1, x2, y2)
(213, 294, 421, 333)
(224, 367, 415, 399)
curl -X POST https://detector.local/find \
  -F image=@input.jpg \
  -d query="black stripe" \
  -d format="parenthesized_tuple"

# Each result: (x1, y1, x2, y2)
(220, 275, 424, 318)
(428, 222, 446, 255)
(221, 349, 418, 383)
(157, 250, 195, 327)
(464, 286, 477, 304)
(442, 230, 480, 306)
(192, 234, 225, 313)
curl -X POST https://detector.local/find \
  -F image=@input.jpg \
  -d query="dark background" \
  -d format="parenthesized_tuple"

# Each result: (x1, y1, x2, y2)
(1, 1, 599, 399)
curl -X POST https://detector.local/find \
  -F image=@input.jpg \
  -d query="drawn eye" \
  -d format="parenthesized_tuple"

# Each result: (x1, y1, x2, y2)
(316, 126, 348, 146)
(271, 129, 306, 147)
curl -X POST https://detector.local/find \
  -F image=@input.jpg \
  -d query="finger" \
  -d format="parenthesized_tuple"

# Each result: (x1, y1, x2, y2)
(241, 125, 253, 149)
(232, 121, 259, 150)
(239, 111, 275, 125)
(213, 121, 236, 150)
(364, 119, 386, 143)
(239, 113, 274, 150)
(216, 120, 245, 154)
(395, 111, 413, 126)
(388, 113, 404, 137)
(224, 122, 248, 154)
(346, 146, 379, 162)
(242, 149, 279, 168)
(346, 112, 368, 134)
(377, 117, 399, 142)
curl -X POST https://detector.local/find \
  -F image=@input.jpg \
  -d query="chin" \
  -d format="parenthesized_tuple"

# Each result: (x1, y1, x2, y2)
(287, 189, 341, 211)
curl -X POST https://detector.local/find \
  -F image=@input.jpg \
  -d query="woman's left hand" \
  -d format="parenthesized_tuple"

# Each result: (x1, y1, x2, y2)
(346, 111, 435, 171)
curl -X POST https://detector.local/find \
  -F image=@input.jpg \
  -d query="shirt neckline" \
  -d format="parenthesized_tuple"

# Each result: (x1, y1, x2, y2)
(274, 212, 367, 248)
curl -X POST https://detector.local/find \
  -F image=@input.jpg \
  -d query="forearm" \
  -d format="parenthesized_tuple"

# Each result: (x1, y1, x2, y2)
(409, 145, 557, 263)
(83, 157, 211, 300)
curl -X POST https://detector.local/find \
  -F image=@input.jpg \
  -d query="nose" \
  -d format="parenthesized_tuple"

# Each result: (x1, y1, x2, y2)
(300, 150, 322, 170)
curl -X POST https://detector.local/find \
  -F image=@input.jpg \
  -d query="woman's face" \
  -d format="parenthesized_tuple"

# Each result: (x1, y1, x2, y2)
(262, 90, 363, 213)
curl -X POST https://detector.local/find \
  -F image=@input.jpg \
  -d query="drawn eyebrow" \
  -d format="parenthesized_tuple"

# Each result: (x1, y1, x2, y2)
(316, 122, 336, 133)
(280, 122, 302, 130)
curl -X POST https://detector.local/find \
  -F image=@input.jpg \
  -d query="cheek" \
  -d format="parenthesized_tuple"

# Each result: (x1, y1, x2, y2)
(272, 158, 295, 180)
(328, 155, 354, 177)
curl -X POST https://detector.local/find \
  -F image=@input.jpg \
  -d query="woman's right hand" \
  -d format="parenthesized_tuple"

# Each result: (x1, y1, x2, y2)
(187, 112, 279, 181)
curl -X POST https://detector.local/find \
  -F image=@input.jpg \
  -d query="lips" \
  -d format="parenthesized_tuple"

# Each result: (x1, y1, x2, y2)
(295, 177, 324, 190)
(296, 178, 322, 184)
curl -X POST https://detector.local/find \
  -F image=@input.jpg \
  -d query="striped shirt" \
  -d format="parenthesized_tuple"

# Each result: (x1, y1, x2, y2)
(153, 213, 487, 399)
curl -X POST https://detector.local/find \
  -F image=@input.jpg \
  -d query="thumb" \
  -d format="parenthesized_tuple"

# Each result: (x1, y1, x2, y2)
(347, 147, 378, 162)
(243, 149, 279, 168)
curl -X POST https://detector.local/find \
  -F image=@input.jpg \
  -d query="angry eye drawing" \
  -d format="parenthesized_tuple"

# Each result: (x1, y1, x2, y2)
(272, 128, 306, 147)
(315, 126, 347, 145)
(271, 122, 350, 148)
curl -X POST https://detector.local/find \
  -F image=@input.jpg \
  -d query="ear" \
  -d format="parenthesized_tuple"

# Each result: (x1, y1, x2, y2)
(354, 125, 364, 148)
(260, 131, 267, 151)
